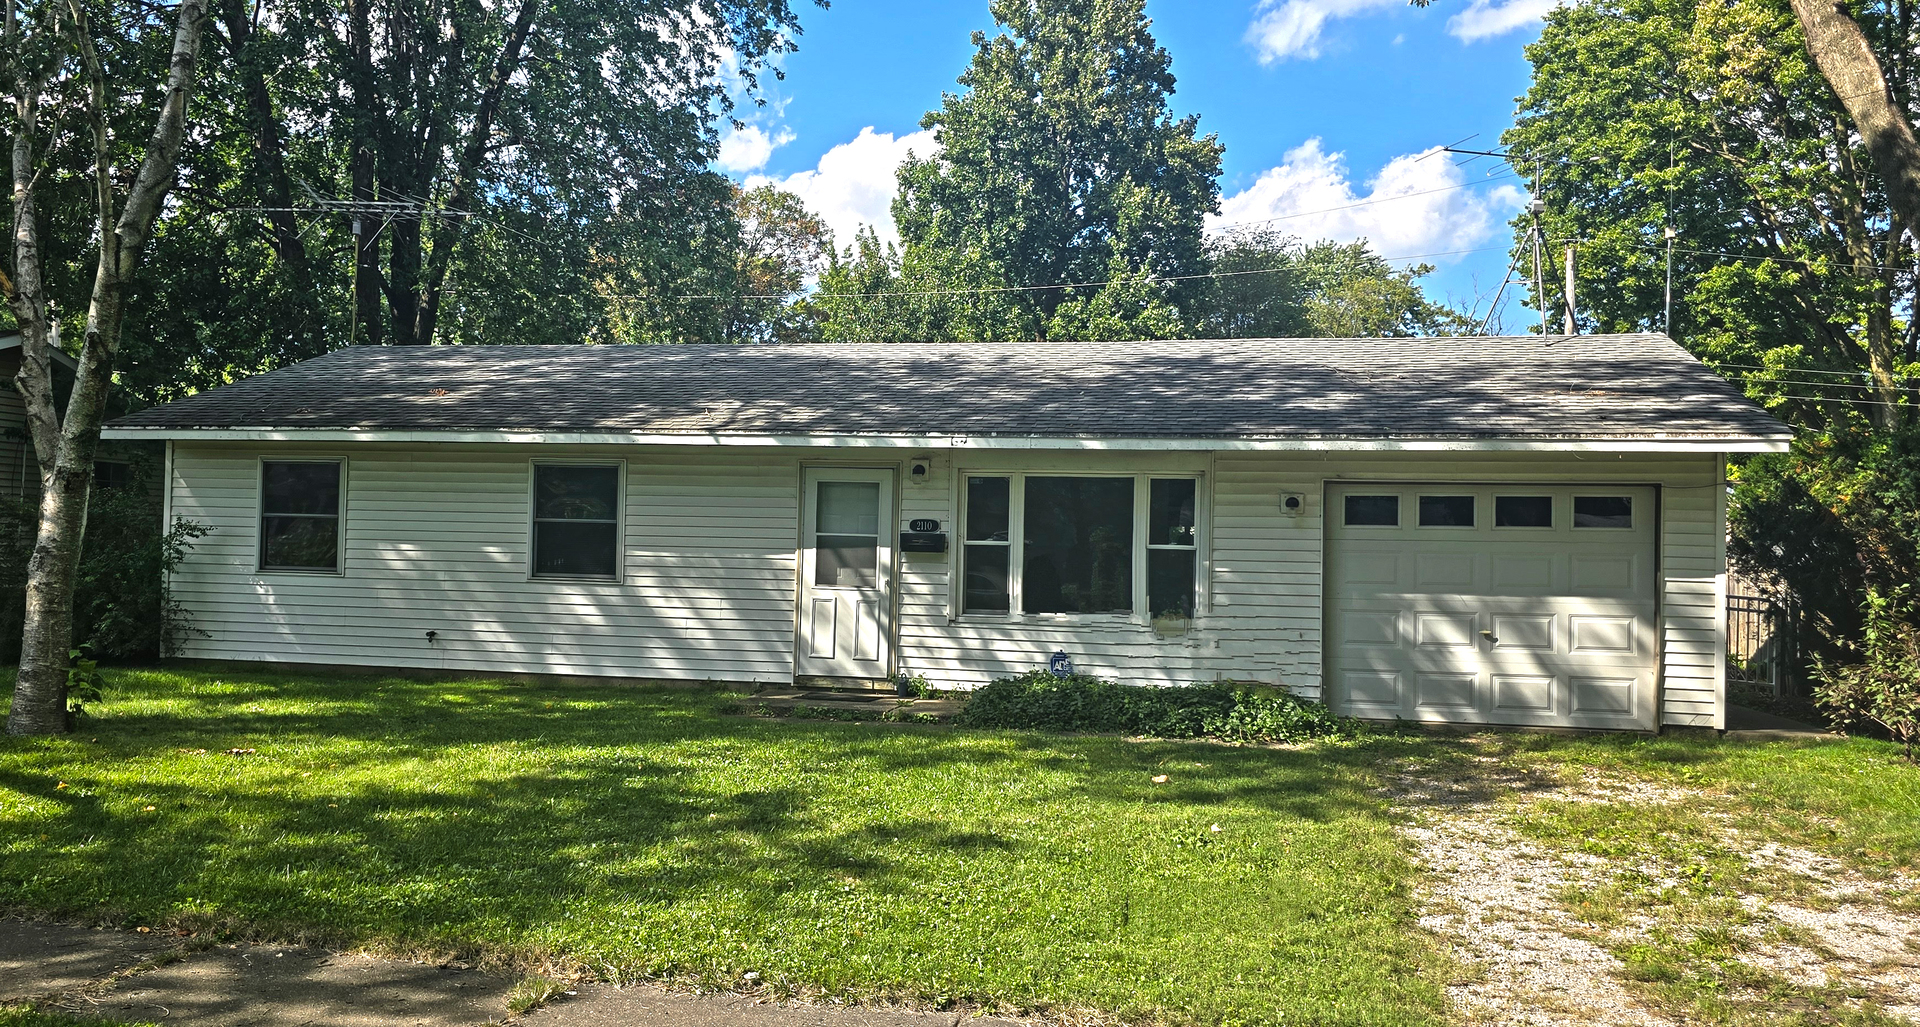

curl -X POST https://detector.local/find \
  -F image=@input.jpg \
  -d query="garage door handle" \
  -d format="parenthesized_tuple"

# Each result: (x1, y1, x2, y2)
(1480, 630, 1497, 642)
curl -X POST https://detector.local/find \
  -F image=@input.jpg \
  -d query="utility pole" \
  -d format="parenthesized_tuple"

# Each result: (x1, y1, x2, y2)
(1529, 188, 1547, 337)
(1664, 225, 1676, 335)
(1563, 244, 1577, 335)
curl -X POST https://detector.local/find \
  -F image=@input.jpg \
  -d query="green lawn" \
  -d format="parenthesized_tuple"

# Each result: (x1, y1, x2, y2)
(1, 669, 1445, 1027)
(5, 670, 1916, 1027)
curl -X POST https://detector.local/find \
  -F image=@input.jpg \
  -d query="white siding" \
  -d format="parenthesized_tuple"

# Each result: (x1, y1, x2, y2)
(170, 443, 800, 682)
(167, 442, 1727, 729)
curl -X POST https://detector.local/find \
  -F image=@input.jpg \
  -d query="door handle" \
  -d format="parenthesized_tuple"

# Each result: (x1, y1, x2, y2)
(1480, 630, 1497, 643)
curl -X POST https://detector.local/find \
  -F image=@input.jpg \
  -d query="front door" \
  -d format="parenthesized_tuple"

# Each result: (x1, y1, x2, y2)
(796, 467, 895, 681)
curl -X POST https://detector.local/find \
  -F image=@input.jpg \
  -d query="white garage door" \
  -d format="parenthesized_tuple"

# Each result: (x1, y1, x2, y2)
(1326, 484, 1658, 730)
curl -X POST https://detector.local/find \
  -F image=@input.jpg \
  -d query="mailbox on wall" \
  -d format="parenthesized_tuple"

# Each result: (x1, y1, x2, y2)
(901, 518, 948, 554)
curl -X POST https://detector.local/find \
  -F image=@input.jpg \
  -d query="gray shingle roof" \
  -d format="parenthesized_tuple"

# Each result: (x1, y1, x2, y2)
(106, 335, 1790, 442)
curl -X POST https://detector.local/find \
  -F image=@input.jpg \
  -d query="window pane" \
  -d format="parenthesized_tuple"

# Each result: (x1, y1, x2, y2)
(1149, 479, 1197, 547)
(817, 481, 880, 535)
(1147, 548, 1195, 618)
(815, 534, 878, 589)
(1344, 495, 1399, 526)
(263, 461, 339, 515)
(1574, 496, 1633, 528)
(966, 477, 1010, 541)
(1495, 496, 1553, 527)
(94, 461, 133, 491)
(535, 465, 618, 520)
(262, 515, 337, 570)
(1418, 495, 1475, 527)
(534, 521, 618, 577)
(1023, 477, 1133, 614)
(963, 545, 1010, 613)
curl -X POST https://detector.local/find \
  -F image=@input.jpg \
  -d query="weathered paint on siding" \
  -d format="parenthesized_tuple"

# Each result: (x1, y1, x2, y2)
(167, 442, 1725, 728)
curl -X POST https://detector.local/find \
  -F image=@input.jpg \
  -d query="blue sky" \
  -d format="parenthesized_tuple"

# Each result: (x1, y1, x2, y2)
(719, 0, 1551, 327)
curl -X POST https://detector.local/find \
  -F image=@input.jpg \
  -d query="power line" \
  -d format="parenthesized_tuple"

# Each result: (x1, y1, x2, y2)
(1714, 362, 1914, 379)
(656, 244, 1512, 302)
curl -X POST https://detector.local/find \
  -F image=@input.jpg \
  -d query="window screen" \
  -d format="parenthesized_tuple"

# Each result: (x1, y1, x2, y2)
(1343, 495, 1399, 526)
(1418, 495, 1476, 527)
(1495, 496, 1553, 527)
(260, 461, 341, 571)
(963, 476, 1011, 613)
(1573, 496, 1633, 528)
(1023, 477, 1133, 614)
(533, 465, 620, 578)
(814, 481, 880, 589)
(1147, 479, 1197, 617)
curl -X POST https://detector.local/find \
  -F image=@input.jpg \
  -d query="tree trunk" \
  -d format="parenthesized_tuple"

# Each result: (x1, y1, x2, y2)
(6, 0, 207, 736)
(10, 464, 89, 734)
(1788, 0, 1920, 249)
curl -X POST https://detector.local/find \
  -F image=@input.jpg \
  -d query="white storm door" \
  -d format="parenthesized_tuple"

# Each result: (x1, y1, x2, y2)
(796, 468, 895, 679)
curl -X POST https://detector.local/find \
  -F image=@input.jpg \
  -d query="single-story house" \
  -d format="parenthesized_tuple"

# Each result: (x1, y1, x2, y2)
(102, 333, 1791, 732)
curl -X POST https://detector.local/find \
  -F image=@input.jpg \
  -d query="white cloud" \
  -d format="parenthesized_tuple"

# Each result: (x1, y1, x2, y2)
(1446, 0, 1559, 40)
(716, 124, 794, 173)
(746, 126, 940, 253)
(1245, 0, 1399, 62)
(1208, 138, 1527, 260)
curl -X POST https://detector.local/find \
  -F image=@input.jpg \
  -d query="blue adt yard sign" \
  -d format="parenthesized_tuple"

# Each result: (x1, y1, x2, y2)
(1047, 650, 1074, 676)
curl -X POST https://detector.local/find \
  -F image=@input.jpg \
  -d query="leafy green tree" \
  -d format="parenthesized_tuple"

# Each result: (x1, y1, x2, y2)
(826, 0, 1222, 341)
(1505, 0, 1915, 423)
(723, 185, 833, 344)
(1193, 230, 1470, 338)
(815, 229, 1032, 343)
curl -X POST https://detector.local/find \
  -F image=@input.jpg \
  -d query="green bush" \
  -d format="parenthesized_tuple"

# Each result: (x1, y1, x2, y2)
(0, 463, 208, 661)
(953, 670, 1360, 743)
(1813, 588, 1920, 762)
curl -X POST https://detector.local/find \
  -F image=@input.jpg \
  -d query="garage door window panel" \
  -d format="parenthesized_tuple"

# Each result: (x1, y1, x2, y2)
(1344, 495, 1400, 526)
(1574, 496, 1634, 529)
(1495, 495, 1554, 528)
(1418, 495, 1476, 527)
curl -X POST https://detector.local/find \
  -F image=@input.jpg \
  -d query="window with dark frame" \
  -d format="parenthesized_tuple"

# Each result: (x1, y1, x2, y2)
(1147, 478, 1197, 617)
(532, 465, 620, 578)
(1418, 495, 1476, 527)
(1343, 494, 1399, 526)
(260, 461, 341, 571)
(1495, 495, 1553, 528)
(1573, 496, 1633, 528)
(94, 460, 134, 492)
(962, 476, 1011, 613)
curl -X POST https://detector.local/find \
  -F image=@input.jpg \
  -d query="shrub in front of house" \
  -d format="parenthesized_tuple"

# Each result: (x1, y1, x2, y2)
(953, 670, 1360, 743)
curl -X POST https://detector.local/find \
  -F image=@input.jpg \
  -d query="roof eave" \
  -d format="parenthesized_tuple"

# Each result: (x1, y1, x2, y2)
(100, 426, 1794, 453)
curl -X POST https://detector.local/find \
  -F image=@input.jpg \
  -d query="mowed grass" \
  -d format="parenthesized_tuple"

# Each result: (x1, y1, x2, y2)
(0, 669, 1445, 1027)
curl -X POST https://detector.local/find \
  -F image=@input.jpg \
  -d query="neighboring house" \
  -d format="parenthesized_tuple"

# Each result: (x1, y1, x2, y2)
(0, 333, 158, 502)
(102, 334, 1791, 732)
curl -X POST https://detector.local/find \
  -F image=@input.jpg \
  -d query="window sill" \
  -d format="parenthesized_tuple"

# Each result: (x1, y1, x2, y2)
(529, 574, 624, 584)
(256, 567, 344, 577)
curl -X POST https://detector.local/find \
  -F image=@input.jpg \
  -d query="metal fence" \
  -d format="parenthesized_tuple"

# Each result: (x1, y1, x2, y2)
(1727, 593, 1790, 695)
